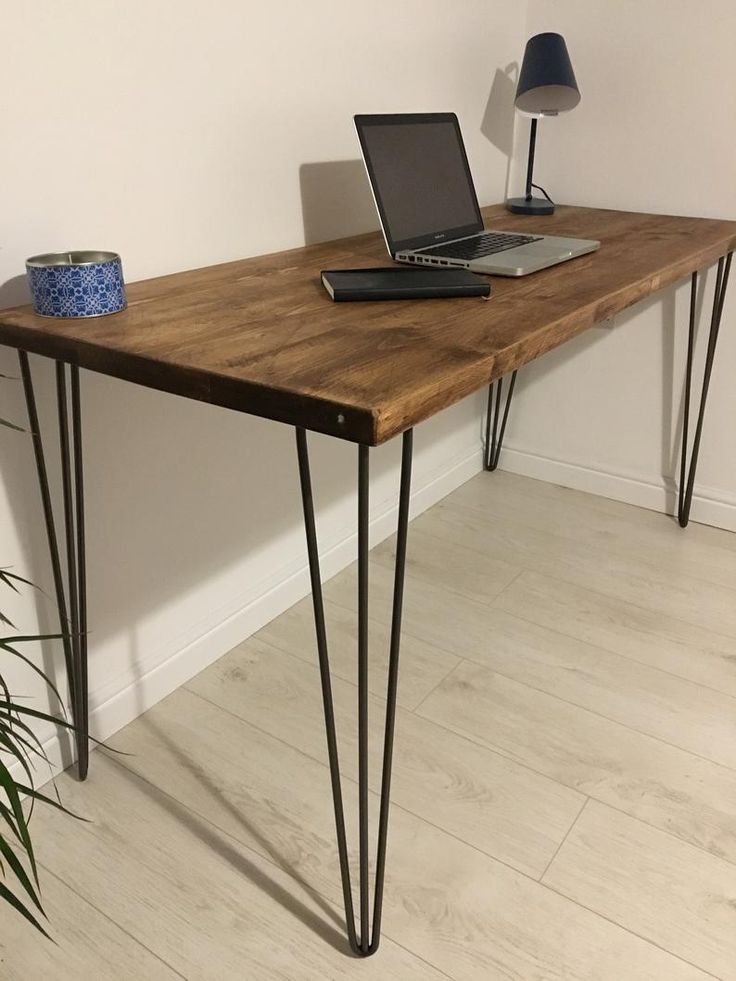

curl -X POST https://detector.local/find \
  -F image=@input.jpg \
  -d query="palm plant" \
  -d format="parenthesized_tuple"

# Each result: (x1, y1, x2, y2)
(1, 372, 80, 937)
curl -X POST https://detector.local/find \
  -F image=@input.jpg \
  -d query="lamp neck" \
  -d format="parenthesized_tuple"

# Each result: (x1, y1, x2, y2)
(524, 117, 538, 201)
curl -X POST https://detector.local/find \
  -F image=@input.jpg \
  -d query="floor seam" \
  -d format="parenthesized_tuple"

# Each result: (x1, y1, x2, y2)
(370, 548, 525, 610)
(189, 653, 736, 874)
(188, 641, 589, 807)
(487, 580, 736, 708)
(409, 658, 468, 716)
(417, 503, 736, 643)
(182, 686, 577, 882)
(538, 796, 590, 882)
(443, 494, 736, 600)
(539, 879, 723, 981)
(443, 654, 736, 777)
(37, 861, 187, 980)
(321, 558, 736, 769)
(412, 698, 736, 873)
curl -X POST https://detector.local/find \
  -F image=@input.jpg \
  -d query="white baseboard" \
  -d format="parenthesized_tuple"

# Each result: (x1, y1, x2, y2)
(16, 441, 484, 788)
(499, 445, 736, 533)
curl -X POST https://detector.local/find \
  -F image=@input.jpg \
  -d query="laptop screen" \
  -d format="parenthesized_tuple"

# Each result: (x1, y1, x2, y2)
(355, 113, 483, 255)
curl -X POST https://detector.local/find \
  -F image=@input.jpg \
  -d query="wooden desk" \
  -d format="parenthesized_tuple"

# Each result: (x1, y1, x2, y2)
(2, 205, 734, 445)
(1, 205, 734, 956)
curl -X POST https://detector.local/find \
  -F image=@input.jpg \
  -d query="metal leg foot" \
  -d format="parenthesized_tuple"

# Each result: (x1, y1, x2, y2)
(484, 371, 517, 471)
(19, 353, 89, 779)
(295, 427, 413, 956)
(678, 252, 732, 527)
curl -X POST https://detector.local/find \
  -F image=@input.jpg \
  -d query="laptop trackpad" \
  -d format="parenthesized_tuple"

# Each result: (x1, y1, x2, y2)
(520, 242, 573, 258)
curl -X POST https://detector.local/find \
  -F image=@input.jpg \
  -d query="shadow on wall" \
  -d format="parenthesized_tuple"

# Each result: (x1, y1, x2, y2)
(0, 364, 334, 651)
(299, 160, 380, 246)
(0, 352, 413, 705)
(0, 275, 31, 308)
(299, 84, 523, 245)
(481, 63, 519, 202)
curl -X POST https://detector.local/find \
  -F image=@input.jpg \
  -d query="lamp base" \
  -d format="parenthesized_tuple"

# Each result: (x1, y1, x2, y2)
(505, 196, 555, 216)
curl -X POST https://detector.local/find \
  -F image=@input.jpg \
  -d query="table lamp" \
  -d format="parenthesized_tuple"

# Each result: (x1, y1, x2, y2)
(506, 32, 580, 216)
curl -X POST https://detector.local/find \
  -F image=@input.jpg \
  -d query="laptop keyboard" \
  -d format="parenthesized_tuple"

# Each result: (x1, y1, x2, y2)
(419, 232, 542, 261)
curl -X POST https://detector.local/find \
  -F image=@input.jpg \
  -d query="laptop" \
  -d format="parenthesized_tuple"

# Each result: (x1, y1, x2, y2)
(354, 112, 599, 277)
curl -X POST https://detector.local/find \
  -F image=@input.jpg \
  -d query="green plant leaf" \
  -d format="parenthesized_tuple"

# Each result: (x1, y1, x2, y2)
(0, 418, 24, 433)
(0, 881, 51, 939)
(0, 730, 35, 787)
(0, 637, 66, 711)
(0, 569, 35, 593)
(0, 760, 39, 886)
(0, 704, 48, 749)
(2, 719, 62, 805)
(0, 700, 125, 758)
(0, 700, 78, 729)
(0, 706, 64, 814)
(0, 834, 45, 914)
(0, 711, 56, 823)
(0, 718, 49, 768)
(2, 634, 65, 643)
(0, 802, 21, 844)
(13, 785, 87, 822)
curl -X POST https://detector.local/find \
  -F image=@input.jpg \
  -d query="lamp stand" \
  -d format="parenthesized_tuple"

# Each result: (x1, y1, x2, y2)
(506, 118, 555, 216)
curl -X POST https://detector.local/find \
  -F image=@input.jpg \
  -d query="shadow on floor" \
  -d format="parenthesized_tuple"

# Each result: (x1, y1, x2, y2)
(103, 718, 352, 955)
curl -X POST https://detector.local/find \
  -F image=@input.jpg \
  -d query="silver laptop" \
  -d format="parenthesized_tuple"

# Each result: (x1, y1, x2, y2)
(354, 112, 599, 276)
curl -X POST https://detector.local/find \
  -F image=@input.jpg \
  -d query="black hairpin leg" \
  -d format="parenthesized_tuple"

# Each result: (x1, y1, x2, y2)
(483, 370, 517, 472)
(678, 252, 732, 528)
(296, 426, 412, 956)
(18, 353, 89, 779)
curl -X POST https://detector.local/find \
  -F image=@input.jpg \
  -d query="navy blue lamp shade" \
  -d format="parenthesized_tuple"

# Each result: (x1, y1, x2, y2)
(506, 32, 580, 215)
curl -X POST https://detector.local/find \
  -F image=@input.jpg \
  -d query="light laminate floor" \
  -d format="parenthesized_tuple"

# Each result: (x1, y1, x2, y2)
(4, 471, 736, 980)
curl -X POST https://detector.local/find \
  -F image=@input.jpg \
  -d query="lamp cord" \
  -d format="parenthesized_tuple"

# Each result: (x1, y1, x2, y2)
(532, 182, 554, 204)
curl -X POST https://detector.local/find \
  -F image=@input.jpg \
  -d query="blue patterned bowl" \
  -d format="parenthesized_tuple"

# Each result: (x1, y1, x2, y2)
(26, 251, 127, 318)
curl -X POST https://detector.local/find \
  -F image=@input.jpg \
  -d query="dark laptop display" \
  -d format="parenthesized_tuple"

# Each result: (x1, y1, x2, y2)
(355, 113, 483, 254)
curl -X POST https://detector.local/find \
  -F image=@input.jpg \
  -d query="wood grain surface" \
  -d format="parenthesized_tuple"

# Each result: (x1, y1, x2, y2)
(1, 205, 734, 444)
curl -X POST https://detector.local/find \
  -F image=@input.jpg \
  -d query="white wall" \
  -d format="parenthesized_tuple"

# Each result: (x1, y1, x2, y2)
(3, 1, 733, 778)
(0, 1, 525, 771)
(502, 0, 736, 530)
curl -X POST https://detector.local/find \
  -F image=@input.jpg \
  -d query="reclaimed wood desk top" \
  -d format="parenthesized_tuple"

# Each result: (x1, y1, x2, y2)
(1, 205, 734, 445)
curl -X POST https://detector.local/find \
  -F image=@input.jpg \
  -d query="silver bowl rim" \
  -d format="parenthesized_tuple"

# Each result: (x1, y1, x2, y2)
(26, 250, 121, 268)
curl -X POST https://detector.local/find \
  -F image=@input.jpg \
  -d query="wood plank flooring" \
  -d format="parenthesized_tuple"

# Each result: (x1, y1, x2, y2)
(3, 470, 736, 979)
